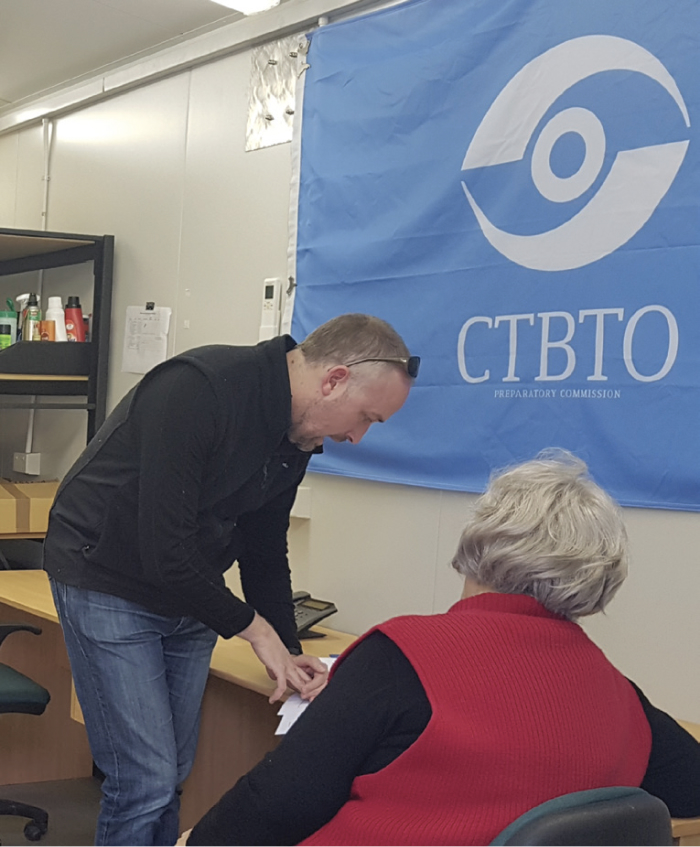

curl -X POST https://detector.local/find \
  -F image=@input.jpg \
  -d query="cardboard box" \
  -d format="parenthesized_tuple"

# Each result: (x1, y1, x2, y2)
(0, 484, 15, 533)
(0, 480, 60, 535)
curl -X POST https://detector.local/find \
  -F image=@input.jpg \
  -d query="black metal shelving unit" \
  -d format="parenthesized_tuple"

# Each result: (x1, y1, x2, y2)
(0, 227, 114, 441)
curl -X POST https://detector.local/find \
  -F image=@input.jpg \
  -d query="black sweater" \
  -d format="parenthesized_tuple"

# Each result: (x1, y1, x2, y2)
(43, 337, 311, 648)
(189, 632, 700, 846)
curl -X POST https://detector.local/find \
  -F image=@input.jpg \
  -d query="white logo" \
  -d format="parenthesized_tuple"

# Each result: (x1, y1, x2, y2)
(461, 35, 690, 272)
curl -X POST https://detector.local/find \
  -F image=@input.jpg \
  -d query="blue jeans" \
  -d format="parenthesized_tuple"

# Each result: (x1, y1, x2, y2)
(50, 579, 218, 846)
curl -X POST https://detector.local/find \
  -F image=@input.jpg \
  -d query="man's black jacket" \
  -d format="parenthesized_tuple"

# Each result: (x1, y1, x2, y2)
(43, 336, 311, 649)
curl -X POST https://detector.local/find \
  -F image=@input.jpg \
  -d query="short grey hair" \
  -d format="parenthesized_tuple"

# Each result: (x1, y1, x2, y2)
(452, 450, 628, 619)
(298, 314, 410, 366)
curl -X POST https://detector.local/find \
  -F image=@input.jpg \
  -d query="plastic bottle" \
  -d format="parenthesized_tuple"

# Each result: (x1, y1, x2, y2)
(15, 293, 32, 341)
(65, 296, 86, 342)
(22, 293, 41, 342)
(45, 296, 68, 342)
(0, 323, 12, 350)
(0, 299, 17, 344)
(39, 320, 56, 341)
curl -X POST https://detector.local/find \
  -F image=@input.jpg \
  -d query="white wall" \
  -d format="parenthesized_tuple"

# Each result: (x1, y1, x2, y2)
(0, 6, 698, 723)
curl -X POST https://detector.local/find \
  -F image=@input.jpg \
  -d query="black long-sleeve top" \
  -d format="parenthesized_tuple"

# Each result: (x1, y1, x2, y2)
(43, 337, 312, 648)
(188, 631, 700, 846)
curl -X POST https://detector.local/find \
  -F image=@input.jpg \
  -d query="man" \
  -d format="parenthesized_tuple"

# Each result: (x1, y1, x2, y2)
(43, 313, 418, 847)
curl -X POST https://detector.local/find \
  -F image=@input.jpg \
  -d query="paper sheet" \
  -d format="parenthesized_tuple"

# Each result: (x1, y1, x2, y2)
(121, 305, 172, 374)
(275, 656, 337, 735)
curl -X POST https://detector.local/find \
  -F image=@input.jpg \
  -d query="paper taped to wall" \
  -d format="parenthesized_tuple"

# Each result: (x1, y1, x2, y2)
(122, 305, 171, 374)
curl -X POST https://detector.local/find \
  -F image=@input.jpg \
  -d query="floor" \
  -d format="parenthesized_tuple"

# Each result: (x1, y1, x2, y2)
(0, 778, 100, 846)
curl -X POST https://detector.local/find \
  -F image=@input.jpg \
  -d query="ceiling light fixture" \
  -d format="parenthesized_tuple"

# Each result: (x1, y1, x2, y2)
(209, 0, 281, 14)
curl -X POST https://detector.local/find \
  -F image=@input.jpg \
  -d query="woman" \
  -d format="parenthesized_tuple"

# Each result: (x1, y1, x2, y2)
(187, 450, 700, 846)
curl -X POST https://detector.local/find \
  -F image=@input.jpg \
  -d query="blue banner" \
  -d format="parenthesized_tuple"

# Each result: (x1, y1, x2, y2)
(292, 0, 700, 510)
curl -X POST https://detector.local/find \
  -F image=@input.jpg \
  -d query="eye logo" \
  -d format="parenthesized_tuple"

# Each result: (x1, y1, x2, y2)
(461, 35, 690, 272)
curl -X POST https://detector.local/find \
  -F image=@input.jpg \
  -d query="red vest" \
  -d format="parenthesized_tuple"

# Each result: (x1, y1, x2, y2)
(302, 593, 651, 846)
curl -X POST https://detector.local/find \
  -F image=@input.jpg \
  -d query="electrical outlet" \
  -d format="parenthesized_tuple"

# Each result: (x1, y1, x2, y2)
(13, 451, 41, 475)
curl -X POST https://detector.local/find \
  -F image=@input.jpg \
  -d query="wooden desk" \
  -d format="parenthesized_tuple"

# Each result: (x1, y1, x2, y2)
(0, 570, 356, 828)
(0, 571, 698, 842)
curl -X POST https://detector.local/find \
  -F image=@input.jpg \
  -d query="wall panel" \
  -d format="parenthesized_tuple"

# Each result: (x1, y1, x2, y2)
(0, 132, 18, 224)
(48, 74, 192, 410)
(178, 51, 293, 352)
(299, 473, 442, 635)
(13, 125, 44, 230)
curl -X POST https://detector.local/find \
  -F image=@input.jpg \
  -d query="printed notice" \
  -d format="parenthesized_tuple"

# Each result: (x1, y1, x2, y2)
(121, 305, 172, 374)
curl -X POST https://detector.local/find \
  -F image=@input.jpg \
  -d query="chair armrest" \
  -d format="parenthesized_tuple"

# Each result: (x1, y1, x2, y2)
(0, 623, 42, 648)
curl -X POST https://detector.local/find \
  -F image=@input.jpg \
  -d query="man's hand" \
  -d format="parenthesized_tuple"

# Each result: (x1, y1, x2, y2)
(176, 829, 192, 846)
(291, 653, 328, 700)
(238, 613, 325, 703)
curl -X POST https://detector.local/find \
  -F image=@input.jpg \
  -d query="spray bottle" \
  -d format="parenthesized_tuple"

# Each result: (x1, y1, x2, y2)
(22, 293, 42, 341)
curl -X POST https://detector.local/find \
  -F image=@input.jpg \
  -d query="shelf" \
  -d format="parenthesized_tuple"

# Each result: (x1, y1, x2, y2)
(0, 403, 94, 411)
(0, 342, 91, 395)
(0, 228, 113, 439)
(0, 228, 98, 275)
(0, 381, 90, 397)
(0, 341, 93, 398)
(0, 375, 88, 381)
(0, 233, 94, 262)
(0, 341, 91, 376)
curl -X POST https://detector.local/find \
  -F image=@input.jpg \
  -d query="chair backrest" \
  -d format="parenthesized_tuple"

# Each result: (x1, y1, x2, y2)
(0, 624, 51, 716)
(490, 786, 673, 846)
(0, 663, 50, 715)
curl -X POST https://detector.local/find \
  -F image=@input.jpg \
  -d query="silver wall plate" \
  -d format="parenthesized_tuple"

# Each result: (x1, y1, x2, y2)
(246, 33, 308, 151)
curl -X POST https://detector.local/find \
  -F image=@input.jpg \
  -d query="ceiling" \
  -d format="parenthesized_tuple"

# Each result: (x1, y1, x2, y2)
(0, 0, 250, 109)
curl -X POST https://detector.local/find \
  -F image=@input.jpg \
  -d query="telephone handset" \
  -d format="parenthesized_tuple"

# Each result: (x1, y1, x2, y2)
(293, 590, 338, 639)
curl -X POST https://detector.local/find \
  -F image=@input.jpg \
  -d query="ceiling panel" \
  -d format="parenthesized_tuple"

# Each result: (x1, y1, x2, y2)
(0, 0, 242, 107)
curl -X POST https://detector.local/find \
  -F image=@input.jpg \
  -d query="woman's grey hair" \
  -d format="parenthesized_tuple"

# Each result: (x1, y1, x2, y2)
(298, 313, 410, 366)
(452, 449, 628, 619)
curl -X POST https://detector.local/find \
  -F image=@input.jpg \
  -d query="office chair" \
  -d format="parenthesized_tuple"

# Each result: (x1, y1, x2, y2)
(0, 623, 51, 843)
(490, 786, 673, 846)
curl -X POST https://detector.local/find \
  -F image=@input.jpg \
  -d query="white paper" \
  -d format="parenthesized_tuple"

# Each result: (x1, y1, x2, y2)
(275, 694, 309, 735)
(121, 306, 172, 374)
(275, 656, 337, 735)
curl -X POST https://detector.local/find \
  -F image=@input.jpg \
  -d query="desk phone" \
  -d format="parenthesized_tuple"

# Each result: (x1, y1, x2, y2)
(293, 591, 337, 639)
